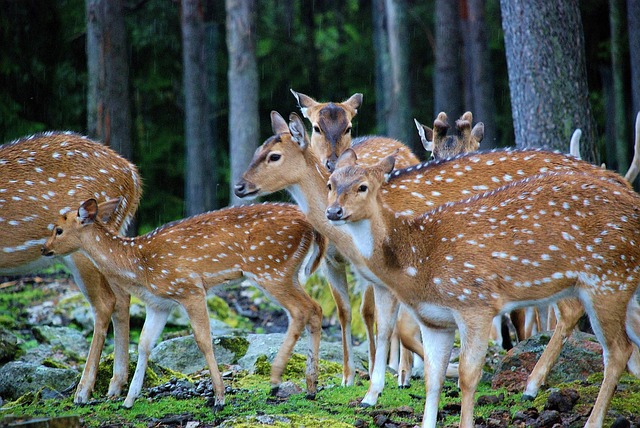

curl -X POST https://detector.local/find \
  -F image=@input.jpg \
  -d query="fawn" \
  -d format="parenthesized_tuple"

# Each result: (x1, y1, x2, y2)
(42, 199, 325, 409)
(326, 149, 640, 428)
(235, 110, 639, 407)
(0, 131, 141, 403)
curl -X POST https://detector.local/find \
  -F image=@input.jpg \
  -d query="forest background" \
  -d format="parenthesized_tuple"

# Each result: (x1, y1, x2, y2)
(0, 0, 638, 235)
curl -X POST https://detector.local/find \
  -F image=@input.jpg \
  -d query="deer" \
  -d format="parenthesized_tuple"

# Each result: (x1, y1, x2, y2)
(290, 89, 424, 388)
(234, 110, 640, 408)
(414, 111, 484, 160)
(326, 149, 640, 428)
(41, 198, 326, 409)
(0, 131, 141, 404)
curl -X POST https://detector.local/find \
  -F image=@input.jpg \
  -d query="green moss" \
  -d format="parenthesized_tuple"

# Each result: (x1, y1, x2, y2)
(41, 358, 69, 369)
(214, 336, 249, 362)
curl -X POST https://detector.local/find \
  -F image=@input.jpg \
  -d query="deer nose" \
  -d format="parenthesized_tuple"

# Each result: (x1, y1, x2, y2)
(326, 205, 344, 221)
(325, 159, 335, 172)
(41, 246, 53, 257)
(234, 182, 247, 197)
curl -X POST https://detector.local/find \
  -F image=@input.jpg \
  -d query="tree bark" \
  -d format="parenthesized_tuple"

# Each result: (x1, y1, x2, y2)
(463, 0, 497, 148)
(181, 0, 216, 216)
(627, 0, 640, 120)
(609, 0, 629, 172)
(85, 0, 132, 160)
(434, 0, 463, 119)
(373, 0, 390, 136)
(383, 0, 413, 148)
(500, 0, 598, 164)
(226, 0, 259, 206)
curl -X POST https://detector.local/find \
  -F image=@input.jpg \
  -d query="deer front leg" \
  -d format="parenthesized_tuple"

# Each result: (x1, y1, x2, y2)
(418, 324, 456, 428)
(361, 284, 399, 407)
(183, 295, 225, 411)
(523, 298, 583, 399)
(123, 305, 170, 408)
(457, 317, 493, 428)
(323, 258, 356, 386)
(66, 254, 118, 404)
(108, 285, 131, 398)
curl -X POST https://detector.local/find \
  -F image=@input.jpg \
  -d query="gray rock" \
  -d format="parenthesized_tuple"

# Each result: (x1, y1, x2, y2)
(30, 325, 89, 359)
(0, 328, 20, 363)
(0, 361, 78, 400)
(150, 334, 248, 374)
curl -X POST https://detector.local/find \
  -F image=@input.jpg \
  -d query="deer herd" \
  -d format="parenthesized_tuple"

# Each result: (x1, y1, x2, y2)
(2, 94, 640, 427)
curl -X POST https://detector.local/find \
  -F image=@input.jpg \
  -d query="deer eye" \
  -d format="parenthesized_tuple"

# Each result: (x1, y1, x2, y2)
(358, 184, 368, 193)
(327, 182, 332, 191)
(313, 125, 321, 133)
(268, 153, 281, 162)
(56, 227, 63, 236)
(345, 126, 352, 135)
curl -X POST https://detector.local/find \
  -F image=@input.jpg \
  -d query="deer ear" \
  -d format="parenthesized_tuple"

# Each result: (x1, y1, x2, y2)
(290, 89, 317, 118)
(471, 122, 484, 144)
(414, 118, 434, 152)
(380, 154, 396, 175)
(288, 112, 308, 148)
(270, 111, 289, 135)
(335, 148, 358, 170)
(343, 93, 363, 114)
(78, 199, 99, 225)
(97, 197, 122, 223)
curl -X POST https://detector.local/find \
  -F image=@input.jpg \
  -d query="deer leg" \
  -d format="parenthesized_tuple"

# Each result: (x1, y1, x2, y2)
(397, 311, 423, 388)
(581, 293, 633, 428)
(625, 297, 640, 377)
(523, 298, 582, 399)
(361, 284, 399, 407)
(123, 304, 170, 408)
(457, 317, 493, 428)
(183, 294, 225, 411)
(109, 285, 131, 398)
(417, 324, 456, 428)
(323, 259, 356, 386)
(360, 282, 377, 377)
(388, 327, 400, 372)
(397, 344, 413, 388)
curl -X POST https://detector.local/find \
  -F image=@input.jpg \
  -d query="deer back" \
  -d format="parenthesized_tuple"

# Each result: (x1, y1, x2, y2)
(1, 131, 141, 271)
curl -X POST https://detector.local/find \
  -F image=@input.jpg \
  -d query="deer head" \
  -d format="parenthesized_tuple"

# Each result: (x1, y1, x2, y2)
(415, 112, 484, 160)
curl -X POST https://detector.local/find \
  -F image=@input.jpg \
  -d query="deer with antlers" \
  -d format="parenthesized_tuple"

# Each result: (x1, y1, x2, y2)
(41, 198, 325, 409)
(0, 131, 141, 403)
(326, 149, 640, 428)
(235, 110, 640, 408)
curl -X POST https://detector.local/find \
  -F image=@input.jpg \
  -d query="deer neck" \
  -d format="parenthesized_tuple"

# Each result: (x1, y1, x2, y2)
(79, 222, 145, 286)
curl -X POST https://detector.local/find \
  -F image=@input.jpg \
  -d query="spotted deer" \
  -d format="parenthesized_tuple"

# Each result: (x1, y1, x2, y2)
(234, 110, 640, 407)
(0, 131, 141, 403)
(290, 90, 423, 387)
(414, 111, 484, 160)
(326, 149, 640, 428)
(41, 199, 325, 409)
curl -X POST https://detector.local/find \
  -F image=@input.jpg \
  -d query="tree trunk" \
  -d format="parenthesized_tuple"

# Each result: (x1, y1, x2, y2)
(383, 0, 413, 149)
(434, 0, 463, 119)
(226, 0, 259, 206)
(629, 0, 640, 118)
(500, 0, 598, 164)
(85, 0, 132, 160)
(372, 0, 390, 136)
(463, 0, 497, 148)
(609, 0, 629, 172)
(181, 0, 216, 216)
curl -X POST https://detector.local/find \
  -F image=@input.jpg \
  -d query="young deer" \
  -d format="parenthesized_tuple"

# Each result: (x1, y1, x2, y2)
(326, 149, 640, 428)
(0, 131, 141, 403)
(234, 110, 639, 407)
(41, 199, 325, 409)
(290, 90, 423, 387)
(414, 111, 484, 160)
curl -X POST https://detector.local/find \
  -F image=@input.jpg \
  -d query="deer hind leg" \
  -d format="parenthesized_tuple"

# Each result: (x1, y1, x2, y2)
(261, 276, 322, 399)
(625, 296, 640, 377)
(323, 258, 356, 386)
(581, 292, 634, 428)
(417, 323, 456, 428)
(523, 298, 583, 399)
(123, 305, 171, 408)
(109, 285, 131, 398)
(182, 293, 225, 411)
(361, 284, 399, 407)
(397, 309, 424, 388)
